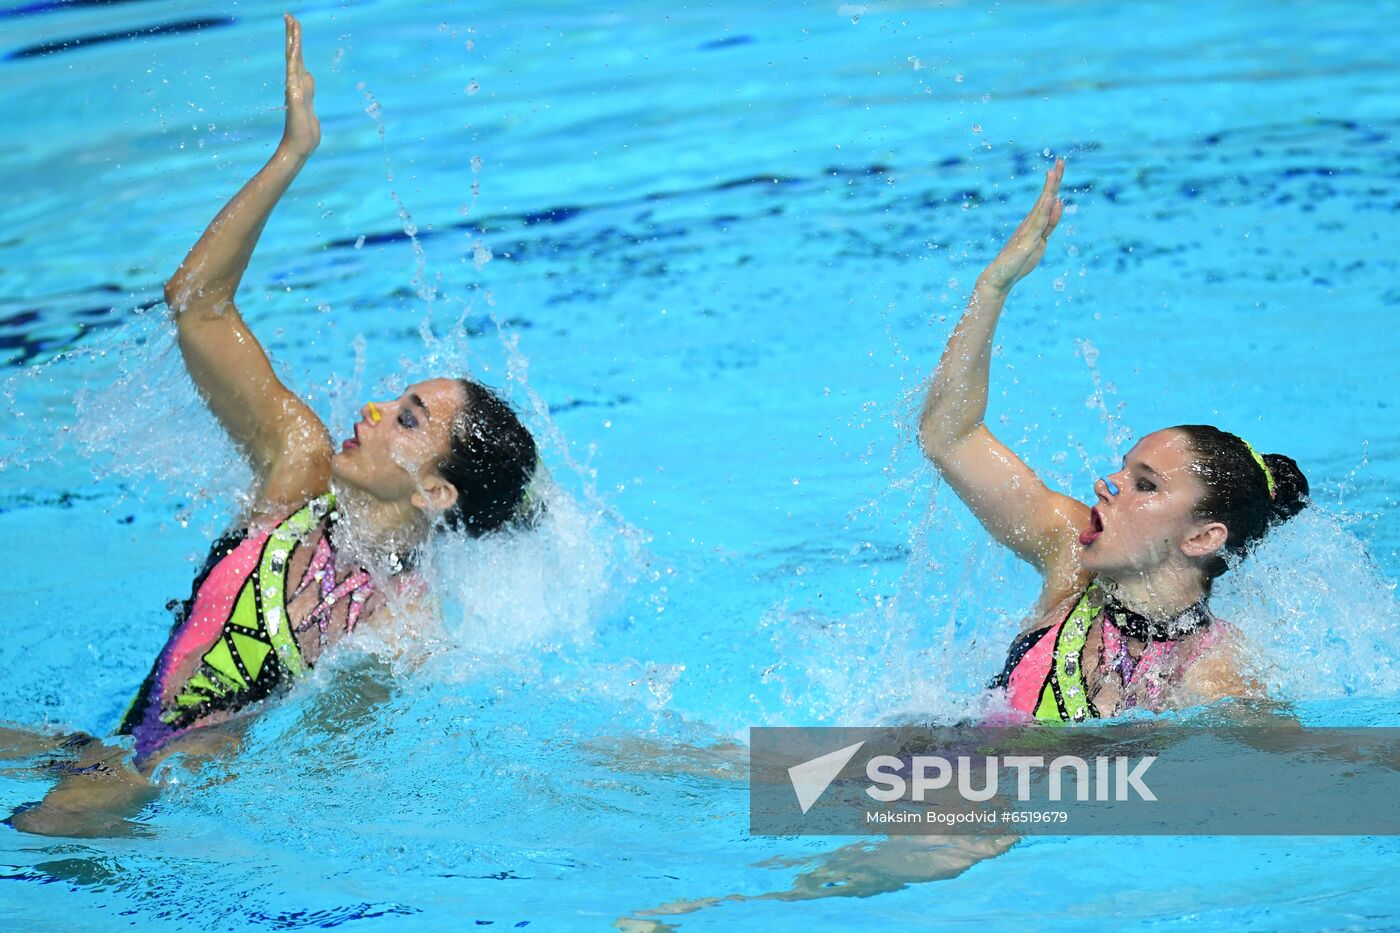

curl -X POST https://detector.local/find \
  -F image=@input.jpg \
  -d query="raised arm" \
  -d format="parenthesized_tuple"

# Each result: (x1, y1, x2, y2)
(164, 14, 331, 512)
(919, 161, 1089, 592)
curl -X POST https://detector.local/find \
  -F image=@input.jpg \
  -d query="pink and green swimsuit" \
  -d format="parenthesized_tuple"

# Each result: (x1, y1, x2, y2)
(117, 493, 374, 763)
(990, 580, 1219, 722)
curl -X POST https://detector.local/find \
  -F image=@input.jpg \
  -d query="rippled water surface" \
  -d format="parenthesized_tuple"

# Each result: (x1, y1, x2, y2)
(2, 0, 1399, 929)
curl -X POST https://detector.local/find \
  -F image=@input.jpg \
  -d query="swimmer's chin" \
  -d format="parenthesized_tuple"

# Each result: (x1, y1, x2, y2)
(327, 453, 358, 482)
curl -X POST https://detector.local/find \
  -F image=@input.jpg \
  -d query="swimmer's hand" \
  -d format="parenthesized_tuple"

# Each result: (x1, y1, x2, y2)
(280, 13, 320, 159)
(975, 159, 1064, 294)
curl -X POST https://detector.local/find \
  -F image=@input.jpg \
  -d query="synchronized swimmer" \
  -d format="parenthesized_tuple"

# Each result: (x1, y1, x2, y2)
(920, 161, 1308, 720)
(616, 156, 1312, 931)
(5, 14, 539, 837)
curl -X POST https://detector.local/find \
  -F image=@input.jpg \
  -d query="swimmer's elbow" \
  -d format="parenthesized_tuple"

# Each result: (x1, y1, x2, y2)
(917, 412, 949, 462)
(163, 274, 193, 314)
(918, 414, 976, 468)
(165, 274, 234, 321)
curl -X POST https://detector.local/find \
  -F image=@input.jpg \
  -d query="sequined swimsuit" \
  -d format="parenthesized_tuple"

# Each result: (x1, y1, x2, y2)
(117, 493, 374, 763)
(989, 580, 1219, 722)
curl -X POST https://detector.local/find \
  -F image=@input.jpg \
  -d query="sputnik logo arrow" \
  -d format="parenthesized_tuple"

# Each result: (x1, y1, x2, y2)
(788, 741, 866, 814)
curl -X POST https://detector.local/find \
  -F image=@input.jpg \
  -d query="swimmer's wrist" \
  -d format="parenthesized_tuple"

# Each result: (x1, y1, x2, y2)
(273, 140, 315, 167)
(972, 277, 1012, 300)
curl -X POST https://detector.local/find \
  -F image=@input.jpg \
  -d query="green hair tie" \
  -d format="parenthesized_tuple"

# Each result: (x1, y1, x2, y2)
(517, 455, 547, 518)
(1241, 439, 1276, 500)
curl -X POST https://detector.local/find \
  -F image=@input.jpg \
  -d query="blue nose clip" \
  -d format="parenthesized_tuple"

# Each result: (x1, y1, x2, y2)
(1104, 478, 1120, 495)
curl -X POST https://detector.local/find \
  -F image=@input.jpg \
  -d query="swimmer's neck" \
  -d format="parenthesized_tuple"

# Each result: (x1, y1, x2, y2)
(326, 481, 427, 574)
(1097, 568, 1208, 623)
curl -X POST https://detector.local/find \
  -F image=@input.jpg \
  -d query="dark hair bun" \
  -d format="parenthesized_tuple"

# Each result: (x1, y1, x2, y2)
(1263, 452, 1309, 524)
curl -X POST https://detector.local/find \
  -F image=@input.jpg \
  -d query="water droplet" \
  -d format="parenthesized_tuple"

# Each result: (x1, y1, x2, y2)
(465, 80, 480, 95)
(472, 242, 493, 268)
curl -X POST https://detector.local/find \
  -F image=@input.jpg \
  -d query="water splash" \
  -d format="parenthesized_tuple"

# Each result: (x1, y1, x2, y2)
(1214, 507, 1400, 699)
(1074, 336, 1133, 463)
(356, 80, 437, 317)
(413, 479, 616, 664)
(1, 305, 251, 537)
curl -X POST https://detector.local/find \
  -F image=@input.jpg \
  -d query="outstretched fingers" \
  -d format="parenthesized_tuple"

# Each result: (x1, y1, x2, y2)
(1009, 161, 1062, 243)
(285, 14, 312, 94)
(1027, 159, 1064, 237)
(278, 13, 320, 156)
(973, 156, 1066, 293)
(1043, 197, 1064, 241)
(285, 13, 301, 71)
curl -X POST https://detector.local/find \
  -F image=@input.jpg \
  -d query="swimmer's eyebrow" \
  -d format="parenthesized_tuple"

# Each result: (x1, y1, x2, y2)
(1122, 456, 1161, 477)
(408, 392, 431, 422)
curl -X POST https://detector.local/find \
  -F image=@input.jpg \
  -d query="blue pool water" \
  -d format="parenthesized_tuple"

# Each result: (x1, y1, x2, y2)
(3, 0, 1400, 928)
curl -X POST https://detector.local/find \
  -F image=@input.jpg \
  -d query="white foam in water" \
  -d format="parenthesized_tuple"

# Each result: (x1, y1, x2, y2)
(71, 316, 247, 500)
(1212, 507, 1400, 699)
(412, 476, 616, 664)
(758, 600, 993, 729)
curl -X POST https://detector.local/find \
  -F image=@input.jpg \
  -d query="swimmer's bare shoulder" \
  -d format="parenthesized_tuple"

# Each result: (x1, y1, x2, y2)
(1179, 623, 1265, 704)
(1007, 585, 1071, 639)
(357, 587, 443, 665)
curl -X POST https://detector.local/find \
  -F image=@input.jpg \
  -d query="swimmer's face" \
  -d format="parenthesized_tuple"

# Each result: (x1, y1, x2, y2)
(330, 377, 465, 515)
(1078, 429, 1225, 580)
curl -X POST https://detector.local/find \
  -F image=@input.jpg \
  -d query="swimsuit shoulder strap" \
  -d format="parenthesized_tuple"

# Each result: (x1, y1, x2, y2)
(257, 492, 336, 677)
(1032, 580, 1101, 723)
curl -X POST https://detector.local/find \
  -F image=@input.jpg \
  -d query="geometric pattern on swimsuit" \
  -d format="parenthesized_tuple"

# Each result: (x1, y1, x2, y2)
(289, 532, 375, 645)
(117, 493, 350, 763)
(998, 579, 1216, 724)
(164, 493, 335, 714)
(1033, 580, 1102, 723)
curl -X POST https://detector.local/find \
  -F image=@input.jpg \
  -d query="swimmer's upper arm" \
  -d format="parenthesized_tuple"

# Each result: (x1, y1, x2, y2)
(169, 289, 332, 508)
(928, 423, 1091, 579)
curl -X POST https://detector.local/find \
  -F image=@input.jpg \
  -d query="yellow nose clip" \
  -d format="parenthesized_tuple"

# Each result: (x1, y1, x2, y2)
(368, 402, 381, 424)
